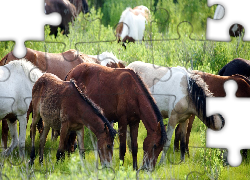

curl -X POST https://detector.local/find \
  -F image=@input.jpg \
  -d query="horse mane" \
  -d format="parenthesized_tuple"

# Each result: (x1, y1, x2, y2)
(7, 59, 43, 82)
(70, 79, 117, 141)
(128, 69, 167, 145)
(232, 74, 250, 85)
(188, 73, 215, 128)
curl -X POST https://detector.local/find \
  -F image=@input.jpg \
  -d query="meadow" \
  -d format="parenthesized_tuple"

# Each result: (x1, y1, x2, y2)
(1, 0, 250, 179)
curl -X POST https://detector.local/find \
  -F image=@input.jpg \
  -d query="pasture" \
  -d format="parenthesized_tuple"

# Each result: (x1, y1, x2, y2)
(1, 0, 250, 179)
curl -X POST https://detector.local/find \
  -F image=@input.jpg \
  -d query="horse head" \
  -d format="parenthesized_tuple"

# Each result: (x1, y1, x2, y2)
(142, 122, 164, 170)
(97, 122, 117, 166)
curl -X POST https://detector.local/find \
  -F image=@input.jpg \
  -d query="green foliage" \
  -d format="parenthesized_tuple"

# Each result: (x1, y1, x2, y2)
(199, 123, 224, 179)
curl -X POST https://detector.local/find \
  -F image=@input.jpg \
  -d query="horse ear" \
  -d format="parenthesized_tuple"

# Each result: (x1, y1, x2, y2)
(104, 123, 109, 134)
(157, 122, 161, 134)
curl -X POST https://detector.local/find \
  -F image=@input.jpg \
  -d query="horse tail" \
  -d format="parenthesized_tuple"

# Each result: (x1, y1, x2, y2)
(70, 79, 117, 141)
(128, 69, 167, 145)
(187, 74, 216, 129)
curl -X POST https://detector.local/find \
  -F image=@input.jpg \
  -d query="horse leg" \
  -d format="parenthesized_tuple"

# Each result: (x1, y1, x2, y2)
(2, 119, 9, 149)
(30, 109, 41, 165)
(18, 115, 27, 157)
(126, 125, 132, 153)
(179, 120, 188, 161)
(56, 123, 69, 161)
(129, 122, 139, 170)
(118, 122, 127, 166)
(76, 128, 85, 160)
(174, 124, 181, 152)
(185, 115, 195, 156)
(38, 124, 50, 164)
(4, 120, 18, 156)
(159, 118, 176, 165)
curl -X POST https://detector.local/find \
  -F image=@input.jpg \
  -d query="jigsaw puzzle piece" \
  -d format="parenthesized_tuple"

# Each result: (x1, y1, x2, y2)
(206, 80, 250, 166)
(207, 1, 247, 41)
(0, 0, 61, 58)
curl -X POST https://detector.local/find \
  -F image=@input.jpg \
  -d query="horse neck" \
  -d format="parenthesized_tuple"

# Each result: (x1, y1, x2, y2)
(188, 74, 213, 128)
(130, 73, 162, 135)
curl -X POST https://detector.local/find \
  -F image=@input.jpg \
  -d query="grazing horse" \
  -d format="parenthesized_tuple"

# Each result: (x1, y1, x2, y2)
(88, 52, 126, 68)
(116, 5, 150, 48)
(45, 0, 77, 36)
(0, 48, 95, 151)
(174, 71, 250, 156)
(65, 62, 167, 170)
(0, 59, 43, 156)
(0, 48, 124, 152)
(126, 61, 225, 164)
(30, 73, 116, 165)
(214, 5, 244, 37)
(218, 58, 250, 78)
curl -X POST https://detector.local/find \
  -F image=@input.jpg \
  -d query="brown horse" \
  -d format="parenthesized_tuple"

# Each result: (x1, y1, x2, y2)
(30, 73, 116, 165)
(0, 48, 97, 151)
(45, 0, 77, 36)
(65, 62, 167, 170)
(174, 71, 250, 155)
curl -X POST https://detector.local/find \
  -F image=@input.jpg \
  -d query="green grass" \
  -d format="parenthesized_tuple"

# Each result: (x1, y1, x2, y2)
(1, 2, 250, 179)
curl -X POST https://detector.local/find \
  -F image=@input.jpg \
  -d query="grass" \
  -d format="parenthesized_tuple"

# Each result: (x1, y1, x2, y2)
(1, 2, 250, 179)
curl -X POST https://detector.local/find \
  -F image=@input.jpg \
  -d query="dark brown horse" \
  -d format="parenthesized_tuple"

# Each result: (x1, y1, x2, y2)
(174, 72, 250, 156)
(69, 0, 89, 15)
(45, 0, 77, 36)
(218, 58, 250, 78)
(45, 0, 89, 37)
(65, 63, 167, 170)
(30, 73, 116, 165)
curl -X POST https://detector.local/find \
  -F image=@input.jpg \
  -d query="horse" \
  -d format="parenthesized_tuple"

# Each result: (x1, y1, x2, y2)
(30, 73, 116, 165)
(116, 5, 150, 48)
(0, 48, 124, 153)
(0, 48, 94, 150)
(214, 5, 244, 37)
(218, 58, 250, 78)
(44, 0, 77, 36)
(174, 71, 250, 158)
(88, 52, 126, 68)
(0, 59, 43, 157)
(65, 62, 167, 170)
(69, 0, 89, 15)
(126, 61, 225, 164)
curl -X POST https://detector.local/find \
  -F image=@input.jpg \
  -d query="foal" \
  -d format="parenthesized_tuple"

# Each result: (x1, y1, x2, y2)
(65, 62, 167, 170)
(30, 73, 116, 166)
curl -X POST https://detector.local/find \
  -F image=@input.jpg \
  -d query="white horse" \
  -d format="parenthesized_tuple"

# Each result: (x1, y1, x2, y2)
(0, 59, 43, 157)
(88, 52, 126, 68)
(127, 61, 225, 164)
(116, 6, 150, 43)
